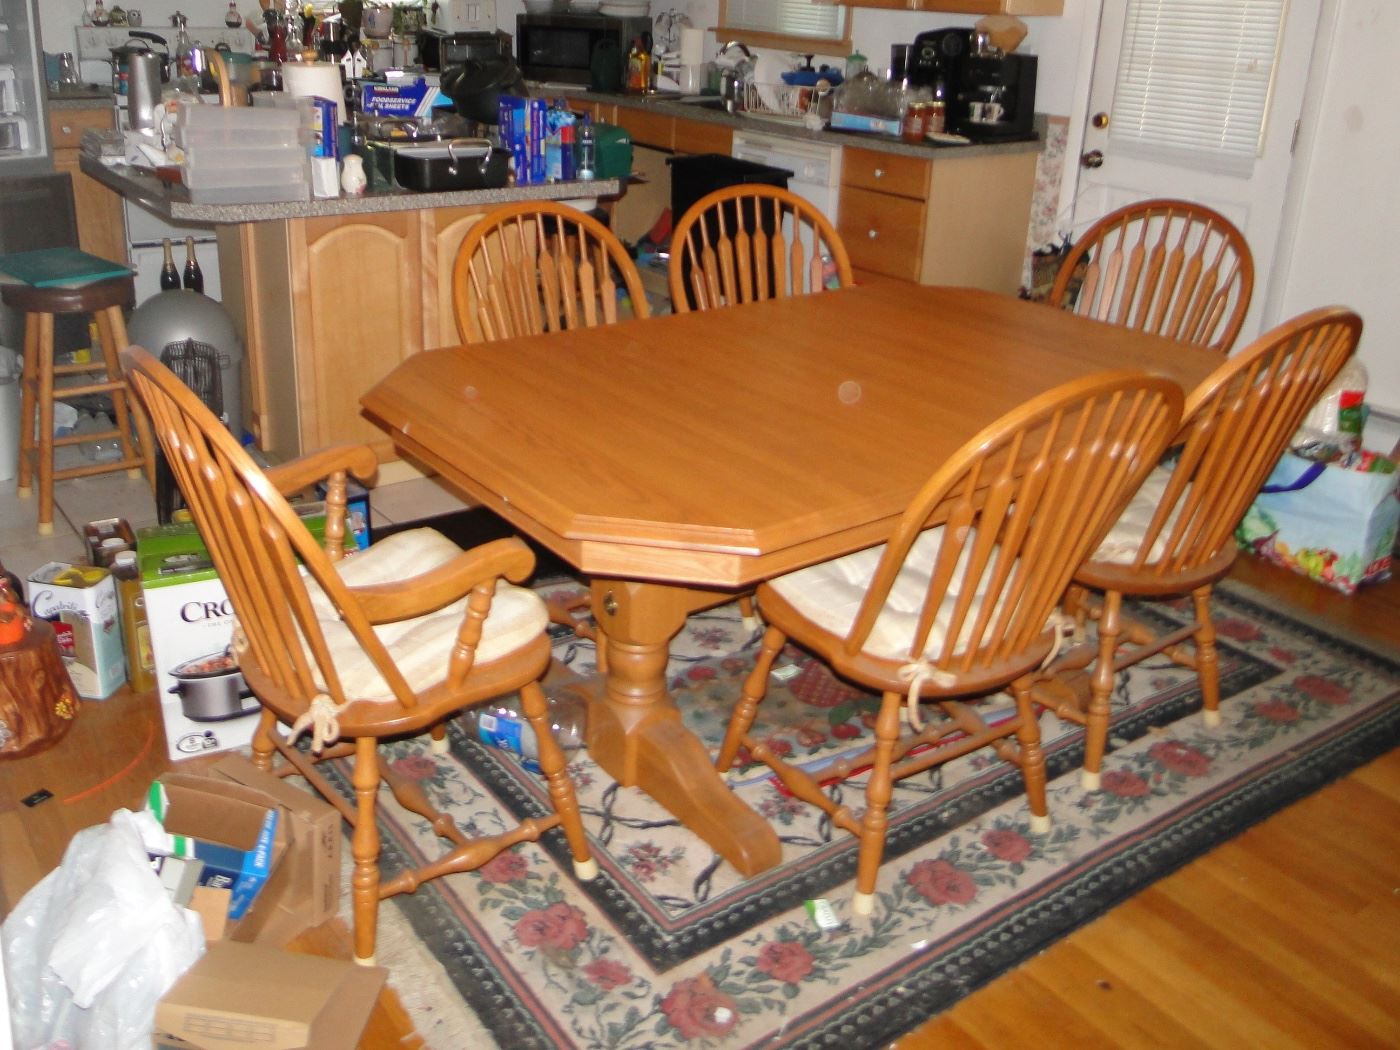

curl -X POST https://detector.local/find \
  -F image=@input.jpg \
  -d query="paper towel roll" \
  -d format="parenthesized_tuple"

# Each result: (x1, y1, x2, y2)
(679, 28, 705, 68)
(281, 62, 346, 125)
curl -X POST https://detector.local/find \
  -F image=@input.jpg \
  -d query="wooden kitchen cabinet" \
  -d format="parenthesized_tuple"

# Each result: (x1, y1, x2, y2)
(48, 108, 128, 265)
(837, 144, 1038, 294)
(673, 115, 733, 157)
(612, 106, 674, 150)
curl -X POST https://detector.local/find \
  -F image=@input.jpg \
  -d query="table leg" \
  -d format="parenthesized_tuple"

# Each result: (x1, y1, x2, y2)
(584, 578, 782, 877)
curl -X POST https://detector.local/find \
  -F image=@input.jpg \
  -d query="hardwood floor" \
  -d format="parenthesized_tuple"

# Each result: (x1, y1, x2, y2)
(1, 556, 1396, 1048)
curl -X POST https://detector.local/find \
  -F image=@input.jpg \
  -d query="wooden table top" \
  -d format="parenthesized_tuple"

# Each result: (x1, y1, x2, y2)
(362, 282, 1222, 588)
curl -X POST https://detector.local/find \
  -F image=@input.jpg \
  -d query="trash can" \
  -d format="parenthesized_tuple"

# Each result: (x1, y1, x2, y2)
(668, 154, 792, 231)
(0, 347, 19, 483)
(667, 155, 793, 310)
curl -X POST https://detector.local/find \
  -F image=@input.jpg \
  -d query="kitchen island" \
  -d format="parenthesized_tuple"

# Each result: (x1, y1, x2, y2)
(82, 155, 625, 466)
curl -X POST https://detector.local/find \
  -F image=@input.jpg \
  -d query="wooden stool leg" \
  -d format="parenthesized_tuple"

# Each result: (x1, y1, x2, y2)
(16, 312, 39, 497)
(35, 313, 56, 536)
(94, 306, 151, 483)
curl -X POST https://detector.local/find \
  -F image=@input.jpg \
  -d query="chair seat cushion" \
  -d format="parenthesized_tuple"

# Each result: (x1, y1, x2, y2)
(1091, 465, 1176, 565)
(303, 528, 547, 701)
(769, 529, 999, 662)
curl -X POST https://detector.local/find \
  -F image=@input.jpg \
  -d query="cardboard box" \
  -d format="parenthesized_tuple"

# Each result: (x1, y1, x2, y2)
(157, 757, 342, 947)
(158, 772, 288, 927)
(154, 941, 386, 1050)
(27, 562, 126, 699)
(207, 755, 342, 938)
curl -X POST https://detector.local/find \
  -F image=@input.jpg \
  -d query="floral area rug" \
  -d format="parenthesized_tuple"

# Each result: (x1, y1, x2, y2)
(324, 578, 1399, 1049)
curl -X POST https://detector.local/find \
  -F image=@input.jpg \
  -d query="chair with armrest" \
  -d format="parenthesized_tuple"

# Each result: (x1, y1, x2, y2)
(715, 371, 1183, 915)
(1050, 198, 1254, 352)
(451, 200, 649, 344)
(1035, 307, 1362, 789)
(122, 346, 597, 966)
(668, 184, 853, 314)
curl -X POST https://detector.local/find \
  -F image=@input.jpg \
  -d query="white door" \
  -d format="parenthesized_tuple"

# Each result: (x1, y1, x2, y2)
(1072, 0, 1324, 344)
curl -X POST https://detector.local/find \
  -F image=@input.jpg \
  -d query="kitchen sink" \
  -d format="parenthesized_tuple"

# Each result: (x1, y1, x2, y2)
(677, 96, 728, 110)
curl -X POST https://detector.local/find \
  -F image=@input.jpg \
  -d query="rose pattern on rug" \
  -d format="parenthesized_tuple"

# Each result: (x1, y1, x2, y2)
(324, 580, 1400, 1049)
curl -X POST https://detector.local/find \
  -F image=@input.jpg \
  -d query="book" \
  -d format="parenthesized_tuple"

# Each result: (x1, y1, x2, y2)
(0, 246, 132, 289)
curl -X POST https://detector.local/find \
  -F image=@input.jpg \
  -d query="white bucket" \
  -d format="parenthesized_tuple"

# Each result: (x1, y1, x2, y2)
(0, 347, 20, 482)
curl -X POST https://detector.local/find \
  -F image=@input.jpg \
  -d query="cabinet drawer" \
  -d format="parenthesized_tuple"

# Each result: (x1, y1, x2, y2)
(613, 107, 673, 150)
(841, 146, 929, 199)
(673, 116, 732, 157)
(837, 185, 925, 282)
(48, 107, 114, 150)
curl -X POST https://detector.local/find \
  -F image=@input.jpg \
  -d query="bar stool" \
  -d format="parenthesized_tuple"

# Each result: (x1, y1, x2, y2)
(2, 275, 155, 535)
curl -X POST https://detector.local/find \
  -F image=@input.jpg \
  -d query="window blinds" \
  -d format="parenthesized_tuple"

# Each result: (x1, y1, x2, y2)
(723, 0, 845, 42)
(1108, 0, 1287, 177)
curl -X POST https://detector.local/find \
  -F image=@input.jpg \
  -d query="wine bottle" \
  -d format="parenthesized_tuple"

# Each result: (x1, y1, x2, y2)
(182, 237, 204, 294)
(159, 238, 180, 291)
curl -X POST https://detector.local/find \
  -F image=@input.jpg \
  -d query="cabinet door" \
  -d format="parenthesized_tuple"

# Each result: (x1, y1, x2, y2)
(49, 110, 127, 265)
(292, 214, 423, 459)
(613, 107, 674, 150)
(837, 186, 926, 282)
(425, 207, 492, 348)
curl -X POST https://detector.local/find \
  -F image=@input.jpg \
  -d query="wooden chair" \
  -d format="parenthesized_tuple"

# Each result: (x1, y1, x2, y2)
(451, 200, 649, 344)
(122, 346, 597, 965)
(668, 184, 853, 313)
(1050, 198, 1255, 352)
(1036, 308, 1362, 789)
(716, 371, 1183, 915)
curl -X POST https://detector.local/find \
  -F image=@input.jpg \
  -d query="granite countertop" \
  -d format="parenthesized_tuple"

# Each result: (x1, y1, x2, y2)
(47, 86, 117, 110)
(79, 153, 625, 223)
(556, 88, 1046, 161)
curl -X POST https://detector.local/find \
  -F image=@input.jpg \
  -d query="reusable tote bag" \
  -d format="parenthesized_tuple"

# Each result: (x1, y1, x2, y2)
(1236, 451, 1400, 593)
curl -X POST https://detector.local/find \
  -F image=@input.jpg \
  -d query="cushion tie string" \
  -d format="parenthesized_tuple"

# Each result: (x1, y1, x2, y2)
(897, 611, 1079, 731)
(290, 693, 342, 753)
(896, 660, 957, 731)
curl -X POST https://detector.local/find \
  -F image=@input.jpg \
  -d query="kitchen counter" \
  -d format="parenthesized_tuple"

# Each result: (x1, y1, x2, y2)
(80, 154, 624, 223)
(82, 153, 627, 467)
(46, 86, 117, 110)
(545, 87, 1046, 161)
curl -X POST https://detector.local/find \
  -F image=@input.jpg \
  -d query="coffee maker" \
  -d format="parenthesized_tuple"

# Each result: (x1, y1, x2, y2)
(910, 28, 1038, 142)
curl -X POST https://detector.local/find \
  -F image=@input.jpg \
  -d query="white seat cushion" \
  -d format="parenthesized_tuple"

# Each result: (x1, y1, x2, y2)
(1091, 465, 1177, 565)
(300, 528, 548, 701)
(769, 529, 1003, 662)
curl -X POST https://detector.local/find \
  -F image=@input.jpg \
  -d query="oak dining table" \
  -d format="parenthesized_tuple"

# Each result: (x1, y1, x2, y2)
(360, 279, 1223, 877)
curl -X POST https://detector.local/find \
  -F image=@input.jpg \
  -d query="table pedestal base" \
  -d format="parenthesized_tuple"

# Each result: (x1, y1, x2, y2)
(584, 579, 781, 877)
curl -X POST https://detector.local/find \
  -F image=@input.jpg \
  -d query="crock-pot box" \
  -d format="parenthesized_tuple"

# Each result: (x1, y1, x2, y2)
(139, 504, 369, 761)
(27, 562, 126, 699)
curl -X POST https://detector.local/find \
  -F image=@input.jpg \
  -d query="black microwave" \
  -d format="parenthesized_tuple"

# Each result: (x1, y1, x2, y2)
(516, 12, 653, 87)
(417, 29, 510, 72)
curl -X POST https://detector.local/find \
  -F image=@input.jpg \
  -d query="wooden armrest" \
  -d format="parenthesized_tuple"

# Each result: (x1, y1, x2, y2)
(264, 444, 379, 498)
(349, 537, 536, 623)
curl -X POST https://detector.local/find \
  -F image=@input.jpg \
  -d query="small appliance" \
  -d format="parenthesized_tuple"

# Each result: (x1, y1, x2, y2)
(516, 12, 652, 86)
(909, 28, 1038, 142)
(417, 29, 509, 72)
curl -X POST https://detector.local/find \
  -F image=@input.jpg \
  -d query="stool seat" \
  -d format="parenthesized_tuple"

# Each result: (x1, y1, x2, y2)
(0, 275, 135, 315)
(9, 269, 154, 535)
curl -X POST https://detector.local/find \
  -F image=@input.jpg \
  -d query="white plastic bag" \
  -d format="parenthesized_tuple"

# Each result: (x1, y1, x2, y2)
(2, 809, 205, 1050)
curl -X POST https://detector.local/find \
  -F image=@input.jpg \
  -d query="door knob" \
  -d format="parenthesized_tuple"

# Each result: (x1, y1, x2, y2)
(1081, 149, 1105, 169)
(1091, 111, 1110, 129)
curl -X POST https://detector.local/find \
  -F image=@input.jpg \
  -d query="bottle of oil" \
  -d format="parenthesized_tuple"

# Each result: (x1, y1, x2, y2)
(111, 551, 155, 693)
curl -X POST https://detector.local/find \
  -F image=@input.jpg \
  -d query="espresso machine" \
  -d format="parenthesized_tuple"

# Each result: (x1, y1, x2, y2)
(909, 28, 1038, 142)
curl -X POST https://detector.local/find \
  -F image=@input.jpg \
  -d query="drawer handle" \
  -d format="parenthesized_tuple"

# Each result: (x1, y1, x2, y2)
(873, 168, 885, 179)
(867, 229, 879, 240)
